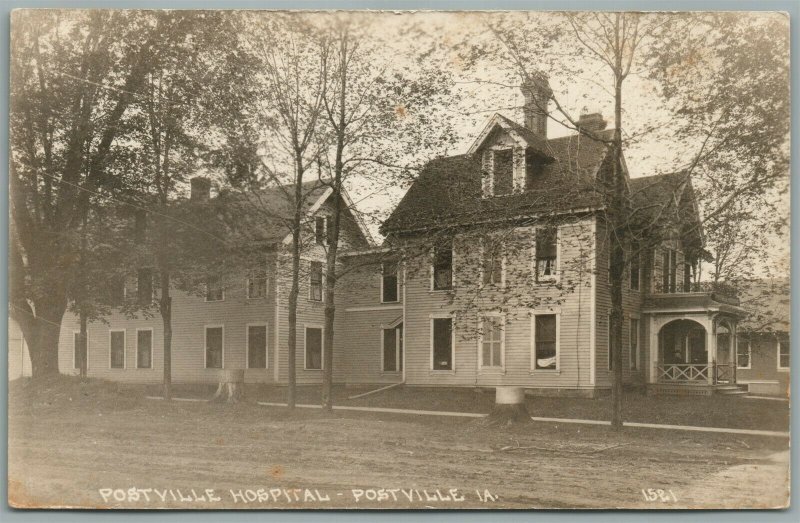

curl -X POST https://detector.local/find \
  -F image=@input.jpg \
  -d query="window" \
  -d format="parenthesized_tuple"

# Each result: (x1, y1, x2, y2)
(630, 244, 640, 291)
(137, 268, 153, 305)
(247, 270, 268, 299)
(737, 337, 751, 369)
(205, 326, 223, 369)
(73, 332, 81, 370)
(136, 329, 152, 369)
(309, 262, 323, 301)
(431, 317, 453, 371)
(381, 261, 399, 303)
(305, 326, 323, 370)
(683, 262, 692, 292)
(778, 339, 790, 370)
(533, 314, 557, 370)
(630, 318, 640, 370)
(110, 330, 125, 369)
(247, 324, 268, 369)
(382, 325, 403, 372)
(482, 239, 503, 286)
(315, 217, 326, 245)
(480, 316, 504, 369)
(492, 148, 514, 196)
(205, 275, 224, 302)
(661, 248, 677, 292)
(432, 244, 453, 291)
(535, 227, 557, 281)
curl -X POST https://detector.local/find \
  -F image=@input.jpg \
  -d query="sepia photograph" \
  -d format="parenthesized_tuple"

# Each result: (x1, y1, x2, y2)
(6, 7, 792, 510)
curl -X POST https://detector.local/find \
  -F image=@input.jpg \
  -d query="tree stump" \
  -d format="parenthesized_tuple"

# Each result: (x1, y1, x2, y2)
(212, 369, 245, 403)
(481, 386, 532, 427)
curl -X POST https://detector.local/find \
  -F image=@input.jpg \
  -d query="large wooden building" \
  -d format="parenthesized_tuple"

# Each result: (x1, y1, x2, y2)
(51, 80, 784, 397)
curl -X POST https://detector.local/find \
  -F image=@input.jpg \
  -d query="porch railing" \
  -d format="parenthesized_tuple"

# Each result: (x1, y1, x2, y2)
(657, 363, 711, 383)
(714, 363, 734, 383)
(657, 362, 736, 384)
(651, 281, 739, 306)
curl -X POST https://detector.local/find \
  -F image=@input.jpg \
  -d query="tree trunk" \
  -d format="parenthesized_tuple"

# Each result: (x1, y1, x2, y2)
(287, 249, 299, 409)
(161, 282, 172, 401)
(79, 309, 88, 379)
(24, 302, 65, 378)
(321, 271, 336, 410)
(609, 17, 627, 431)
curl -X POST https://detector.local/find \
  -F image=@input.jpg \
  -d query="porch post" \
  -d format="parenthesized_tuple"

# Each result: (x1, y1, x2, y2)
(706, 318, 715, 385)
(649, 317, 659, 384)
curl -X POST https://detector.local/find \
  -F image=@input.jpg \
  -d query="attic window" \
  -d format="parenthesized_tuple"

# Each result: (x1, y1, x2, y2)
(492, 149, 514, 196)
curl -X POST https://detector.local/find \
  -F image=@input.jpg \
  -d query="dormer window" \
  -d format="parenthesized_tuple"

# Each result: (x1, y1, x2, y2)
(492, 149, 514, 196)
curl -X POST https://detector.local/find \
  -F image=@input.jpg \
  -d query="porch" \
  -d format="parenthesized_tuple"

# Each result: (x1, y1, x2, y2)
(645, 283, 748, 396)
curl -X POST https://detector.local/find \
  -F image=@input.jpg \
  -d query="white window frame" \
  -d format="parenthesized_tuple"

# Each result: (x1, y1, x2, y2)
(480, 238, 506, 288)
(380, 325, 403, 374)
(530, 311, 560, 372)
(204, 324, 225, 369)
(246, 323, 269, 370)
(429, 314, 455, 373)
(478, 313, 505, 372)
(304, 324, 324, 371)
(429, 243, 455, 292)
(108, 329, 126, 370)
(205, 276, 225, 302)
(381, 262, 400, 303)
(72, 330, 81, 371)
(737, 337, 752, 370)
(629, 315, 640, 371)
(135, 327, 153, 369)
(532, 225, 561, 283)
(777, 338, 790, 371)
(246, 270, 269, 300)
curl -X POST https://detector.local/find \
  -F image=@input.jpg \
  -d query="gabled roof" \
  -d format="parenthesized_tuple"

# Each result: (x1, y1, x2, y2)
(628, 171, 703, 251)
(382, 128, 614, 234)
(466, 114, 552, 157)
(215, 180, 374, 247)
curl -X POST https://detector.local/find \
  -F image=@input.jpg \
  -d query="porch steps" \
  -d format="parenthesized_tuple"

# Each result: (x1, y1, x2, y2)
(647, 383, 749, 397)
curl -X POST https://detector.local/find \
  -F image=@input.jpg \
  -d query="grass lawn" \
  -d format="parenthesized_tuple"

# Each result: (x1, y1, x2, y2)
(8, 377, 790, 509)
(248, 383, 790, 432)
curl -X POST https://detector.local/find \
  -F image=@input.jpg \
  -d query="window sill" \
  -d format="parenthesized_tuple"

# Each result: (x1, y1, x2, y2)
(246, 367, 270, 371)
(736, 366, 751, 370)
(429, 369, 455, 375)
(478, 368, 506, 375)
(247, 296, 266, 301)
(381, 371, 402, 376)
(380, 300, 400, 305)
(530, 369, 561, 375)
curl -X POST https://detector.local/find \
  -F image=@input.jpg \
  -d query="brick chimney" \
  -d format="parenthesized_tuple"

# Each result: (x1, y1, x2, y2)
(577, 112, 607, 133)
(521, 72, 553, 138)
(190, 177, 211, 201)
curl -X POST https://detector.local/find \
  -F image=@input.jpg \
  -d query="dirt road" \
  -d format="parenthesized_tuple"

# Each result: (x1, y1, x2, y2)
(8, 384, 790, 509)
